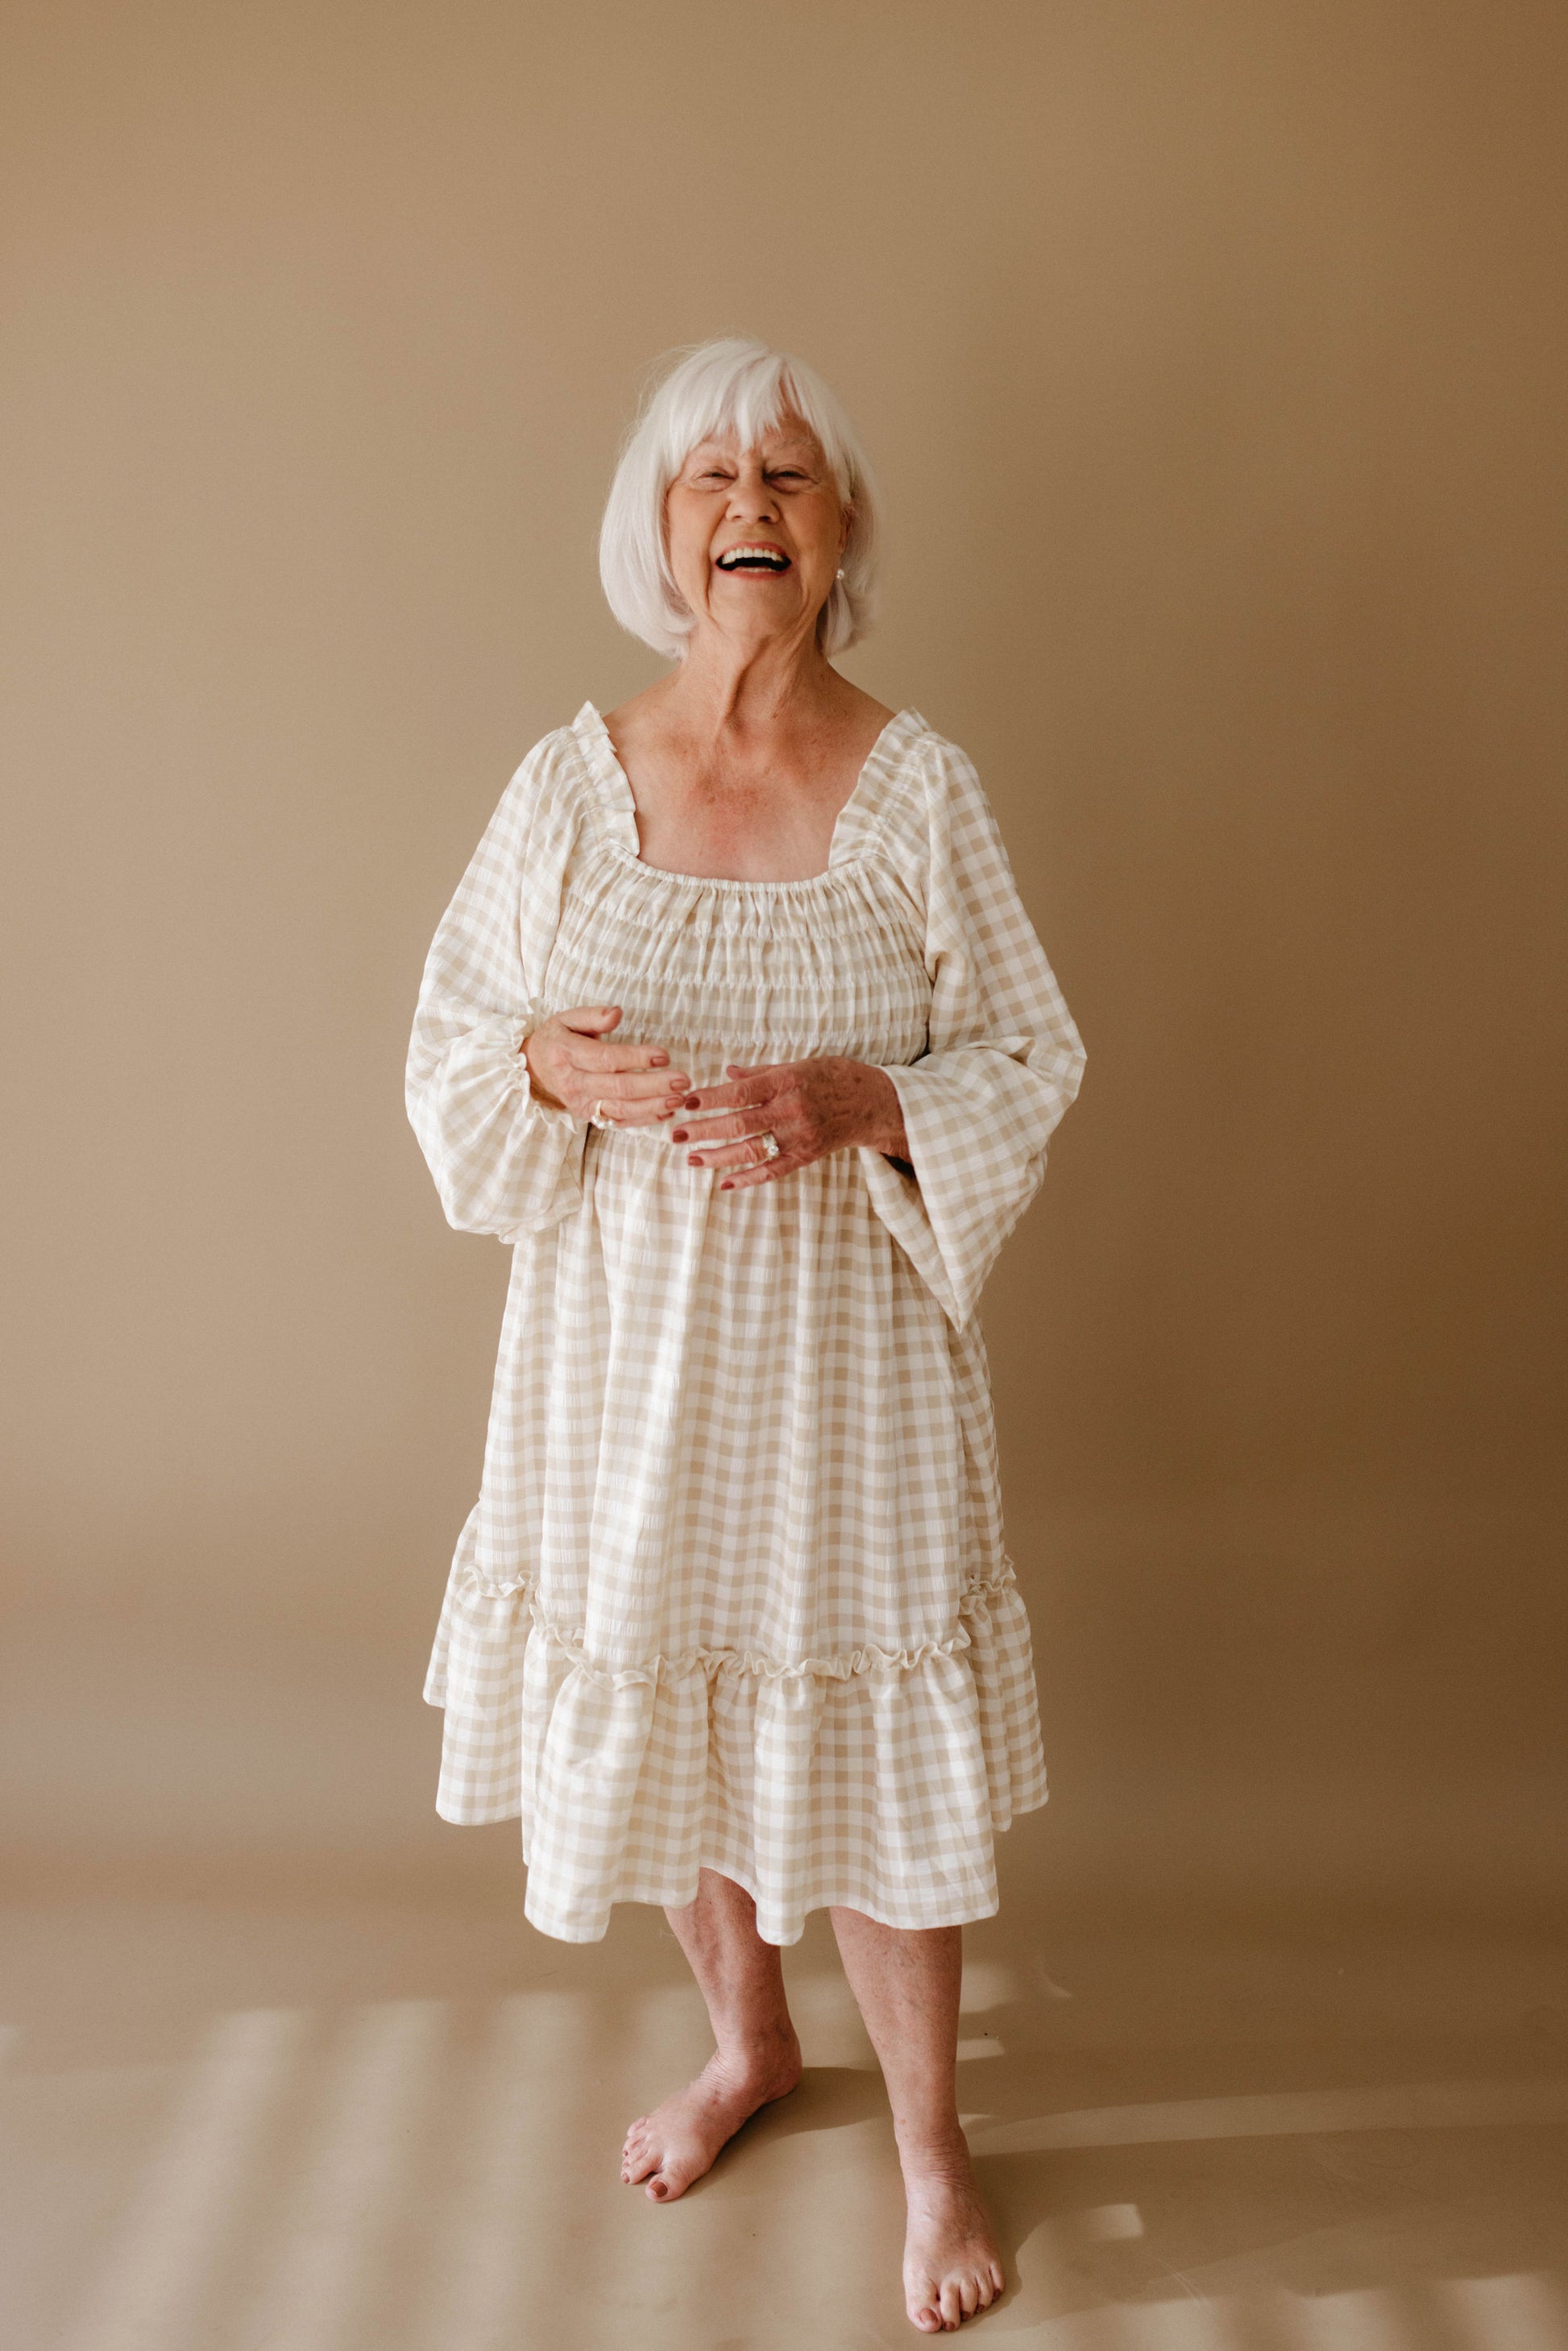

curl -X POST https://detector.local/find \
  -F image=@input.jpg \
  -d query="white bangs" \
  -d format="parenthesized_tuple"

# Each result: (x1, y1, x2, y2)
(598, 336, 881, 661)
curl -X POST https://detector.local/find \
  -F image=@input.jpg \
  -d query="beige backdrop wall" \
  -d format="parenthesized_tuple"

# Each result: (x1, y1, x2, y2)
(3, 0, 1564, 1925)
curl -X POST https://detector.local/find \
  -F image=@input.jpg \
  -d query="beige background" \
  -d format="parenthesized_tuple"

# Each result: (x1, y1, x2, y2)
(3, 0, 1565, 1931)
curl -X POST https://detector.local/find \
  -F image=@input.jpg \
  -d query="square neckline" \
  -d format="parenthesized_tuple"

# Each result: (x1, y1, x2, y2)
(575, 701, 923, 894)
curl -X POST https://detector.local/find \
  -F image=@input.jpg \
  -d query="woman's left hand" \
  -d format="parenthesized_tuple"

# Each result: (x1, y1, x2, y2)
(670, 1057, 909, 1189)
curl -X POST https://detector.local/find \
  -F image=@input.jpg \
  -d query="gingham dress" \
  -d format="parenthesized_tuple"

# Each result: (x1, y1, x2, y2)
(406, 703, 1086, 1944)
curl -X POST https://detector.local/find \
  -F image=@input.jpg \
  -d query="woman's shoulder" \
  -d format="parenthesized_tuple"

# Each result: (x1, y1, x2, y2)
(898, 712, 982, 782)
(485, 705, 609, 833)
(866, 715, 1027, 918)
(876, 710, 992, 831)
(506, 703, 602, 787)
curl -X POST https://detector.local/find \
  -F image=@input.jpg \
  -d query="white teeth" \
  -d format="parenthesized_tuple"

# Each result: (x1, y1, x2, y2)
(718, 546, 789, 569)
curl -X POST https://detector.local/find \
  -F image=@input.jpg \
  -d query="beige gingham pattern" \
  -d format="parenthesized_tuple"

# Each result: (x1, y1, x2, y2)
(406, 704, 1086, 1944)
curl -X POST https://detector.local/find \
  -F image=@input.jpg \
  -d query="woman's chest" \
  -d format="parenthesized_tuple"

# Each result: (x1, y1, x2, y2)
(627, 786, 845, 887)
(608, 737, 871, 885)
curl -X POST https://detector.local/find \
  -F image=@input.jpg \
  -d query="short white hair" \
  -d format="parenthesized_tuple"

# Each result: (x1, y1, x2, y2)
(599, 336, 881, 661)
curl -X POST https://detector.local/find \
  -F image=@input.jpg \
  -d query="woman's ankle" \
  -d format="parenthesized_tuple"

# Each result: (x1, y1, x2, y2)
(894, 2122, 974, 2184)
(710, 2020, 802, 2087)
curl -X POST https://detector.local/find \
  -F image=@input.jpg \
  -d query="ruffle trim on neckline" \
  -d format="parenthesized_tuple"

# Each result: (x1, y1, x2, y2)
(564, 700, 931, 892)
(523, 1564, 1020, 1690)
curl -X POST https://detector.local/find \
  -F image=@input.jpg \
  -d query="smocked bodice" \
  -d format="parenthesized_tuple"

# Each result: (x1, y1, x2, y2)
(543, 704, 934, 1091)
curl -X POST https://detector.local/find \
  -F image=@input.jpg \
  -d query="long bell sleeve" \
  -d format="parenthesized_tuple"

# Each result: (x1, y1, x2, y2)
(405, 735, 587, 1239)
(859, 735, 1087, 1329)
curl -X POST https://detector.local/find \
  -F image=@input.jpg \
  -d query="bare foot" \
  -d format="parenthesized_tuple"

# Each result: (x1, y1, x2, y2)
(902, 2158, 1005, 2332)
(620, 2041, 802, 2201)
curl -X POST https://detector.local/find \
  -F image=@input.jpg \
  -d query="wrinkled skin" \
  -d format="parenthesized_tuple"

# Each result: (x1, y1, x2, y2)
(670, 1052, 907, 1188)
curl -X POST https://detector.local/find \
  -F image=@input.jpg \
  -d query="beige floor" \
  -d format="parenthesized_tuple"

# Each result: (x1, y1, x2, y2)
(4, 1886, 1567, 2351)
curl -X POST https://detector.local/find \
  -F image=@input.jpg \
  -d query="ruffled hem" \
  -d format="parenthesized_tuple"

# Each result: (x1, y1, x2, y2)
(425, 1559, 1047, 1946)
(521, 1573, 1016, 1690)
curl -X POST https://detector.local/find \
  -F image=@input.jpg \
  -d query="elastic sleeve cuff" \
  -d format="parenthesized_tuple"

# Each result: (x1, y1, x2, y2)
(494, 1009, 574, 1119)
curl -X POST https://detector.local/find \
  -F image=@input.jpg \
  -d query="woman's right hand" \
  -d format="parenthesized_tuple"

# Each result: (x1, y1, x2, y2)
(521, 1004, 689, 1126)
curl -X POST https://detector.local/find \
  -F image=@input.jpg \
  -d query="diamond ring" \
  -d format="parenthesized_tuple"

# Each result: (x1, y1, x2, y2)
(758, 1132, 781, 1161)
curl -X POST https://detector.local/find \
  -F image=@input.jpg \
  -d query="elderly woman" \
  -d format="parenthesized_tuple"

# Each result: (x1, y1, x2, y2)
(406, 337, 1085, 2334)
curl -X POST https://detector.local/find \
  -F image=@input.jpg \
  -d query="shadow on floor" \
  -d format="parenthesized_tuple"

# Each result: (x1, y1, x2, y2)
(2, 1890, 1567, 2350)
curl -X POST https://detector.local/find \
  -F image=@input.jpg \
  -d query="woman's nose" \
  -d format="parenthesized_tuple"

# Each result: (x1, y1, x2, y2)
(728, 463, 778, 520)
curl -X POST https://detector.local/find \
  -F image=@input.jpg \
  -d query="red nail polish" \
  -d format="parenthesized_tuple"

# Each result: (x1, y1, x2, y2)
(683, 1095, 700, 1109)
(671, 1129, 687, 1142)
(720, 1180, 733, 1190)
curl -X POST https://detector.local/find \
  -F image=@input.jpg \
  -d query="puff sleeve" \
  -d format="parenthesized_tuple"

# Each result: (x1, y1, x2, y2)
(858, 735, 1087, 1329)
(405, 733, 587, 1239)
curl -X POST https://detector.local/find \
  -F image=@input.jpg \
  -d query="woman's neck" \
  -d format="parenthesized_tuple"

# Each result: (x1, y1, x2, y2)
(654, 626, 852, 744)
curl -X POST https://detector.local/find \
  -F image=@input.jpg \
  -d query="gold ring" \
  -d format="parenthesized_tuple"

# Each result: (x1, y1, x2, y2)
(758, 1132, 780, 1161)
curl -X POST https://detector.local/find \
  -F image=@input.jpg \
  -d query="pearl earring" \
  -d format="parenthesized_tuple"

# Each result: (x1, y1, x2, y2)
(836, 567, 845, 581)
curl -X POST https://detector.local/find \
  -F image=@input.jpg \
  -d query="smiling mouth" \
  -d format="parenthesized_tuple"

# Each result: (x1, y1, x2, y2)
(716, 545, 791, 573)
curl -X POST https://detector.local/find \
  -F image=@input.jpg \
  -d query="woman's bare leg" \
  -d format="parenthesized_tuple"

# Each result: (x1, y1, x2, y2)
(830, 1909, 1003, 2334)
(621, 1867, 803, 2200)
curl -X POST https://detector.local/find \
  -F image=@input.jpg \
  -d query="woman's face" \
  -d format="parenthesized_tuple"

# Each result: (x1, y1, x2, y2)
(664, 415, 848, 653)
